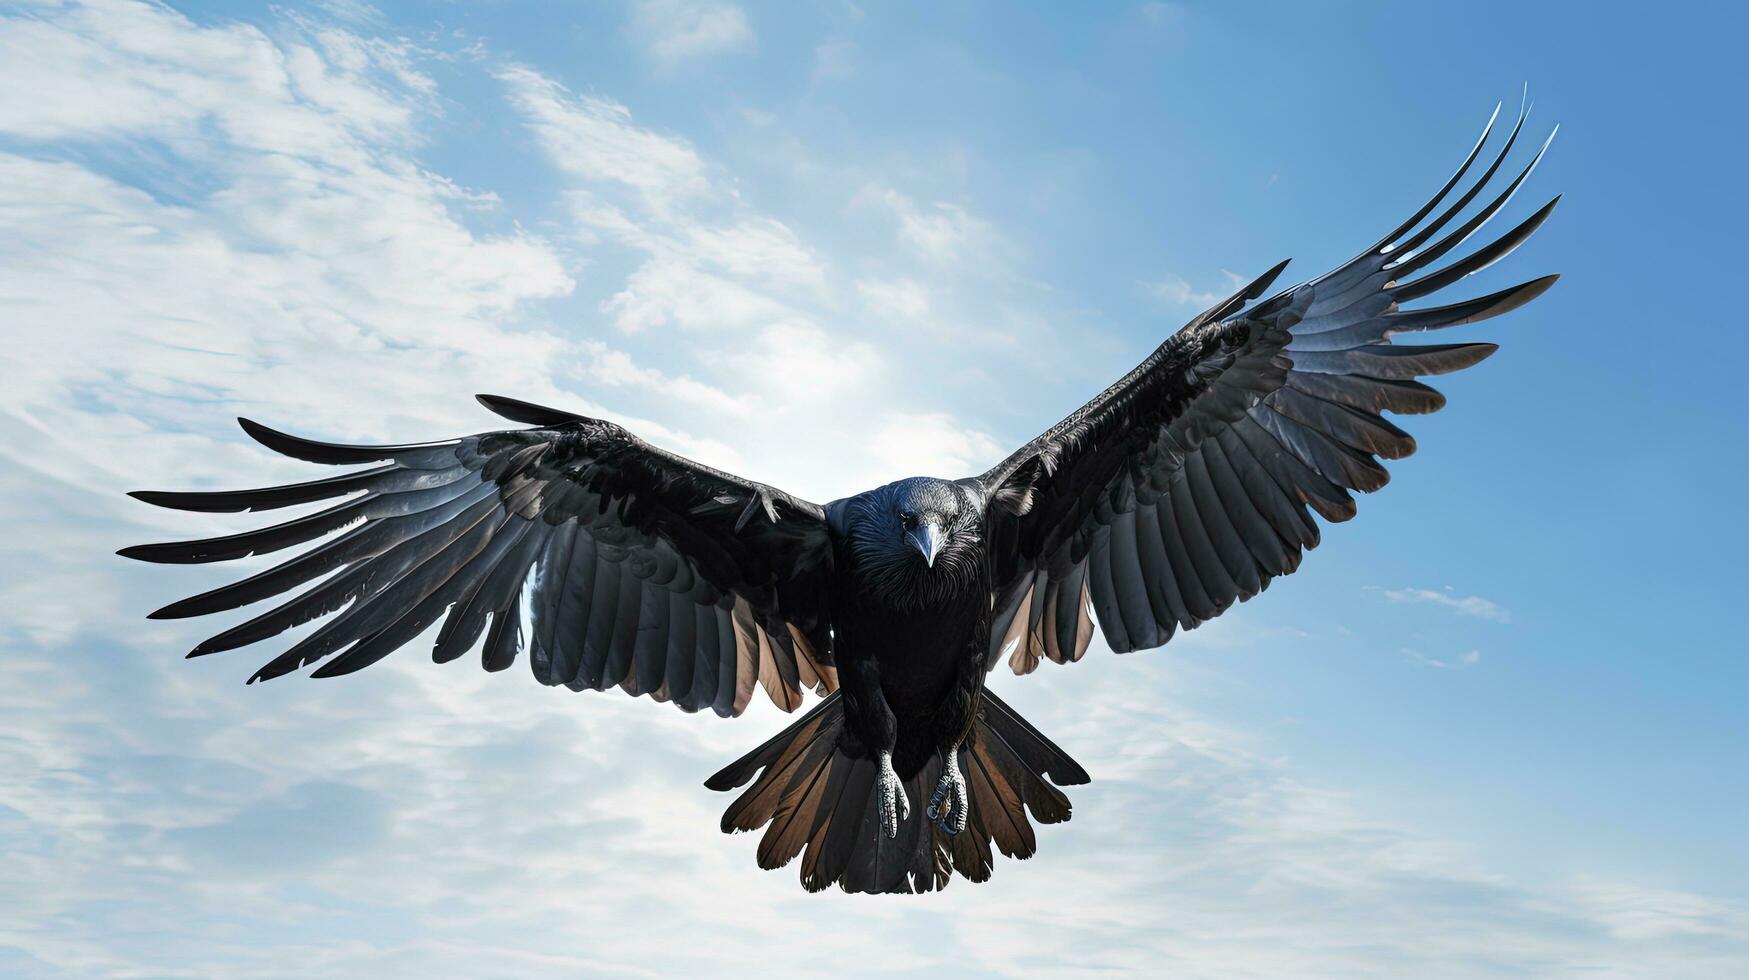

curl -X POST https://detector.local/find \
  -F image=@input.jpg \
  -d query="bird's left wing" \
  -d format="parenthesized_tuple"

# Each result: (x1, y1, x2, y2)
(122, 395, 836, 716)
(979, 103, 1558, 675)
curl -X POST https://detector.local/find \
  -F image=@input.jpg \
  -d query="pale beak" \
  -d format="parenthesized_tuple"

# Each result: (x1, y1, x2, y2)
(905, 522, 944, 568)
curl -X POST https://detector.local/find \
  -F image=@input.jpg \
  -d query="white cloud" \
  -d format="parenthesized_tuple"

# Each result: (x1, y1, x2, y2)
(499, 65, 711, 215)
(497, 62, 1013, 501)
(602, 254, 792, 332)
(812, 38, 858, 80)
(1143, 269, 1246, 308)
(861, 186, 993, 262)
(723, 321, 880, 405)
(500, 68, 828, 342)
(1405, 647, 1483, 669)
(577, 340, 750, 417)
(897, 200, 983, 260)
(0, 14, 577, 426)
(316, 0, 384, 25)
(628, 0, 755, 66)
(0, 3, 609, 655)
(683, 218, 825, 289)
(1138, 1, 1187, 30)
(1378, 587, 1513, 623)
(855, 276, 930, 319)
(1144, 273, 1220, 307)
(8, 617, 1744, 975)
(867, 412, 1004, 477)
(1572, 877, 1747, 942)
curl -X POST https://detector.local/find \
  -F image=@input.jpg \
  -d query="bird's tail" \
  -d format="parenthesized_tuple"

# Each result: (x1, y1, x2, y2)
(705, 689, 1090, 894)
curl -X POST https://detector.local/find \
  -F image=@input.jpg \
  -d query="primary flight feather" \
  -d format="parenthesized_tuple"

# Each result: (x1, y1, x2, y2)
(122, 101, 1559, 894)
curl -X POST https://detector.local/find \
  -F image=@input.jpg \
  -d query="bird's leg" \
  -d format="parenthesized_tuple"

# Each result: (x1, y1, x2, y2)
(926, 741, 969, 836)
(876, 749, 909, 840)
(926, 638, 986, 837)
(839, 654, 907, 839)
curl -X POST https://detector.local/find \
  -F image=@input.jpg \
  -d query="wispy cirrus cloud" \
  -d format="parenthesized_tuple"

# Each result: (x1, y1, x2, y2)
(499, 65, 713, 215)
(900, 201, 982, 259)
(861, 185, 996, 262)
(855, 276, 930, 319)
(1375, 586, 1513, 623)
(497, 66, 828, 312)
(812, 38, 859, 81)
(1143, 269, 1247, 308)
(627, 0, 755, 67)
(1405, 647, 1484, 669)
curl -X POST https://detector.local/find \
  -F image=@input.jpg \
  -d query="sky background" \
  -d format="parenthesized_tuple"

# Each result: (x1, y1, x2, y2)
(2, 0, 1746, 976)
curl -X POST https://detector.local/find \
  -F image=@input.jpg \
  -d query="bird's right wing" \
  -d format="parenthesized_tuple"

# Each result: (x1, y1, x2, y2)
(122, 395, 837, 716)
(979, 101, 1558, 674)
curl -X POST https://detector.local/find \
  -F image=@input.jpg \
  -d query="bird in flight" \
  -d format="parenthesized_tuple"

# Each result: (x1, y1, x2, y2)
(122, 101, 1558, 894)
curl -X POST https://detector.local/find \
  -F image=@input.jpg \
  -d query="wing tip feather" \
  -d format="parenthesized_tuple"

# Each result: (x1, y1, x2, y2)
(116, 542, 179, 564)
(475, 393, 587, 427)
(237, 415, 349, 464)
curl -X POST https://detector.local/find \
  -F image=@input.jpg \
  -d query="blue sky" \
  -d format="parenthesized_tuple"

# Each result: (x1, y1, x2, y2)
(2, 0, 1745, 976)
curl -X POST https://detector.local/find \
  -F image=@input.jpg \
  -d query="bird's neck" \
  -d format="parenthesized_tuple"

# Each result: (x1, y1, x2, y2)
(847, 543, 987, 615)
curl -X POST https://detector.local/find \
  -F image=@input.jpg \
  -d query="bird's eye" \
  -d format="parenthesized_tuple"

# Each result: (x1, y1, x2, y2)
(900, 511, 918, 529)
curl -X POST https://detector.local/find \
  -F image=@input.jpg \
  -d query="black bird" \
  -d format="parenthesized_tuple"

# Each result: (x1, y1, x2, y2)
(121, 102, 1559, 894)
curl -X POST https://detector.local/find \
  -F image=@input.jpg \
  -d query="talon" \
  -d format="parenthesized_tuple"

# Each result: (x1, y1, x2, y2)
(877, 751, 908, 839)
(928, 748, 970, 836)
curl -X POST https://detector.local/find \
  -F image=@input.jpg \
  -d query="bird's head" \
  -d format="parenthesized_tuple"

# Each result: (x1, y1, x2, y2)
(888, 477, 971, 569)
(837, 477, 983, 605)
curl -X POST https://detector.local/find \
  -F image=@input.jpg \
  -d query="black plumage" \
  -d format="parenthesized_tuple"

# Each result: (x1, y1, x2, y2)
(121, 102, 1559, 894)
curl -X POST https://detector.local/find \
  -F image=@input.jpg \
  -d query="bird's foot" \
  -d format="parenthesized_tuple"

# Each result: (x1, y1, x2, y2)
(877, 751, 909, 839)
(926, 747, 969, 836)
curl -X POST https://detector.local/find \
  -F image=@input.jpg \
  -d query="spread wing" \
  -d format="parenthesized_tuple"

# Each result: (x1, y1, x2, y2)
(121, 395, 836, 716)
(980, 102, 1559, 675)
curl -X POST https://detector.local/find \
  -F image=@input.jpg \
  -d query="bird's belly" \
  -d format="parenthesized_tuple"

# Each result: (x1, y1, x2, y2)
(842, 601, 982, 721)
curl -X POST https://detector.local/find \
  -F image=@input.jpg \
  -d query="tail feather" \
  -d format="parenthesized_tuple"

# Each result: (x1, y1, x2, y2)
(706, 691, 840, 797)
(981, 693, 1091, 786)
(706, 689, 1086, 894)
(979, 714, 1075, 825)
(802, 755, 876, 891)
(848, 754, 946, 893)
(949, 750, 999, 881)
(753, 737, 837, 869)
(965, 734, 1036, 859)
(715, 695, 840, 834)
